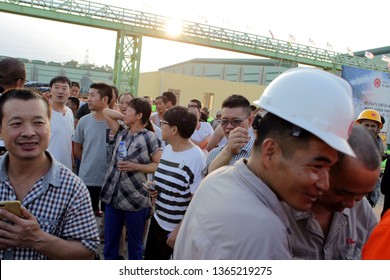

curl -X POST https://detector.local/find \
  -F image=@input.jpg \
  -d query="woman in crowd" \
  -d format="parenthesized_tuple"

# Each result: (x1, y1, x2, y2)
(101, 97, 162, 260)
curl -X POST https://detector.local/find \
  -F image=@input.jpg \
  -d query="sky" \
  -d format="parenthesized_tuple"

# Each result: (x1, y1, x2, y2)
(0, 0, 389, 72)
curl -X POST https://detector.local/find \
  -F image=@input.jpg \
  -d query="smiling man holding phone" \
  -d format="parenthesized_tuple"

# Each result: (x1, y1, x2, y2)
(0, 88, 99, 260)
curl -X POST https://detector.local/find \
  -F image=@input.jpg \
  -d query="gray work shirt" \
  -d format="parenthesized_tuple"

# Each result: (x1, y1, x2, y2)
(283, 198, 377, 259)
(174, 159, 293, 260)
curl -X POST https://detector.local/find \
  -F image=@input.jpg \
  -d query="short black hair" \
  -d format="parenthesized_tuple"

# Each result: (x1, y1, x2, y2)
(163, 106, 197, 139)
(71, 81, 80, 88)
(50, 76, 71, 87)
(189, 99, 202, 109)
(0, 88, 51, 124)
(162, 91, 177, 106)
(253, 112, 313, 158)
(335, 125, 381, 171)
(155, 95, 167, 103)
(68, 96, 80, 108)
(221, 94, 251, 117)
(0, 57, 26, 86)
(90, 83, 113, 104)
(200, 111, 208, 122)
(119, 92, 134, 102)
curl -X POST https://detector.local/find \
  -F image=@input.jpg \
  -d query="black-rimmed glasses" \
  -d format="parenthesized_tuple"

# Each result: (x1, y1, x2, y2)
(220, 118, 247, 127)
(160, 120, 170, 126)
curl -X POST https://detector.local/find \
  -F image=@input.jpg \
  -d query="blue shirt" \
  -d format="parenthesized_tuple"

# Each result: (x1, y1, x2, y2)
(207, 135, 254, 169)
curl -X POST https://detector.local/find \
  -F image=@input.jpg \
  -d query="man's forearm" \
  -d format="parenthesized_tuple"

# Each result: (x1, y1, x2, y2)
(207, 146, 232, 174)
(33, 231, 94, 260)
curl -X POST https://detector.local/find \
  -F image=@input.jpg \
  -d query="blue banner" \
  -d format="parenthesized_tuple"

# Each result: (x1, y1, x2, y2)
(342, 65, 390, 143)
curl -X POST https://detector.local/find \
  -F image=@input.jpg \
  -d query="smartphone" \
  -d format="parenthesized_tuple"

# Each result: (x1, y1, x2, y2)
(0, 200, 22, 219)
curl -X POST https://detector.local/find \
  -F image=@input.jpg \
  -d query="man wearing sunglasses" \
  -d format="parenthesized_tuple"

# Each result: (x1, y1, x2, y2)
(207, 94, 254, 174)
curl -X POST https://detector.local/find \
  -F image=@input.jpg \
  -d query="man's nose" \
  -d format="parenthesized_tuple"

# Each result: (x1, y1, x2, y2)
(21, 124, 36, 137)
(316, 170, 330, 192)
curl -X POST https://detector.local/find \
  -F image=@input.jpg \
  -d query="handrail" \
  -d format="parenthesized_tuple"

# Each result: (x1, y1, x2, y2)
(1, 0, 388, 72)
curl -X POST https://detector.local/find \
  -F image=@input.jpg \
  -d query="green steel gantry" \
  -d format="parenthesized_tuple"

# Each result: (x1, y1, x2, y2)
(1, 0, 388, 95)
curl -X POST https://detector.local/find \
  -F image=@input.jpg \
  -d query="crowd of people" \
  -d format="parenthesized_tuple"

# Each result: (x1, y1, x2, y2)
(0, 57, 389, 260)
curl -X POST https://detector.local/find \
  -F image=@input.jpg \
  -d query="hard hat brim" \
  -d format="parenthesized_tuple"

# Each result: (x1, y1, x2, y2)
(254, 105, 356, 158)
(311, 127, 356, 158)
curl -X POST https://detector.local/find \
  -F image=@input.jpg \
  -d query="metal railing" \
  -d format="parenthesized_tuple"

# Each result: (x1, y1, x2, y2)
(1, 0, 388, 72)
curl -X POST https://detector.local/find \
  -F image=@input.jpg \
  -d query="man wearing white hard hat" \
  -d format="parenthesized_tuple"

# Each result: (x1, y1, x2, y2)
(284, 125, 380, 259)
(173, 68, 356, 259)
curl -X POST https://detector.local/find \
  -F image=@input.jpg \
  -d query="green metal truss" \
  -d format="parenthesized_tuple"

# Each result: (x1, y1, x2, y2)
(114, 32, 142, 94)
(1, 0, 388, 94)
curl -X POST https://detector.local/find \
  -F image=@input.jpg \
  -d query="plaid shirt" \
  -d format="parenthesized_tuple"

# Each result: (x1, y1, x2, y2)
(206, 136, 255, 169)
(0, 152, 99, 260)
(100, 126, 161, 211)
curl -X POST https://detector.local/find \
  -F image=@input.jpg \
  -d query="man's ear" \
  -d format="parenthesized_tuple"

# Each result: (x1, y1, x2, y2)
(247, 115, 254, 127)
(15, 78, 24, 88)
(171, 125, 178, 136)
(261, 138, 280, 167)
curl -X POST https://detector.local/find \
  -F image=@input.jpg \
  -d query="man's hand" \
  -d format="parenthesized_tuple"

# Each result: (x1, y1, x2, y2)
(143, 181, 158, 206)
(226, 127, 250, 155)
(167, 226, 180, 249)
(0, 207, 95, 259)
(0, 207, 42, 250)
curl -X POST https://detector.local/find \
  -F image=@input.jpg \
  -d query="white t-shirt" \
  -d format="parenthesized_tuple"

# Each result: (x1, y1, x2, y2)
(154, 145, 206, 232)
(190, 122, 213, 143)
(47, 107, 74, 170)
(153, 123, 165, 149)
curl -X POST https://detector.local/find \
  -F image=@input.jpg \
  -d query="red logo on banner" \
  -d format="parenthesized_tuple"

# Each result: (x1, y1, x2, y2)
(374, 78, 381, 88)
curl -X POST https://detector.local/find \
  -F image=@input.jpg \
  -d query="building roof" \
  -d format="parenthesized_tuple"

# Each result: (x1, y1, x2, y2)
(158, 58, 294, 70)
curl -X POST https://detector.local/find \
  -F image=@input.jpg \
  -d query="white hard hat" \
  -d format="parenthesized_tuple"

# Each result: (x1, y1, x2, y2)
(253, 68, 355, 157)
